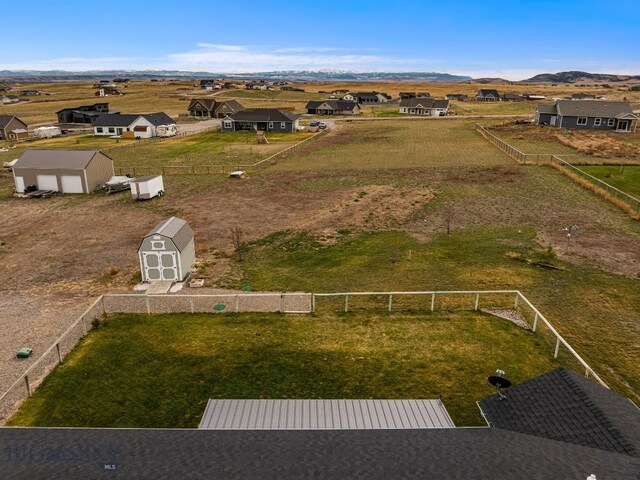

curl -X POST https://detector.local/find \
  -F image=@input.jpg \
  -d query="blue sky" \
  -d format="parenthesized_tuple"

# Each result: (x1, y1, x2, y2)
(2, 0, 639, 79)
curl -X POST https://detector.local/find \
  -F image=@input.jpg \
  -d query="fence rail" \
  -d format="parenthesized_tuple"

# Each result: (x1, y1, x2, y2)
(0, 289, 607, 424)
(476, 124, 640, 216)
(112, 130, 327, 177)
(550, 155, 640, 214)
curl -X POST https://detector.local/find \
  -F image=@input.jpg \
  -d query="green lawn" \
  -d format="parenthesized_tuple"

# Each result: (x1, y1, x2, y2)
(271, 119, 514, 171)
(579, 165, 640, 198)
(233, 226, 640, 403)
(8, 311, 560, 428)
(108, 130, 314, 170)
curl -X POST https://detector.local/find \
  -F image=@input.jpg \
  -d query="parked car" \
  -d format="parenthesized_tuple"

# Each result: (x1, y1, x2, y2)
(318, 122, 327, 130)
(309, 121, 320, 127)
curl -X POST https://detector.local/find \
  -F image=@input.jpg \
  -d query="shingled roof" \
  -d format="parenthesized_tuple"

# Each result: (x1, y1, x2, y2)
(555, 100, 637, 119)
(14, 149, 110, 170)
(229, 109, 300, 123)
(479, 368, 640, 457)
(93, 112, 175, 127)
(306, 100, 359, 111)
(399, 98, 450, 109)
(143, 216, 194, 252)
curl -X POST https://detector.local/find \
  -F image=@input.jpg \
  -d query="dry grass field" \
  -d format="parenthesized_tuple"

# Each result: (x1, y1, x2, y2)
(1, 84, 640, 426)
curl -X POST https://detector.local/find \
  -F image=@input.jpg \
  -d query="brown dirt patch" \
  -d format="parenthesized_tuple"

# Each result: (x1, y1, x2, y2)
(554, 131, 640, 157)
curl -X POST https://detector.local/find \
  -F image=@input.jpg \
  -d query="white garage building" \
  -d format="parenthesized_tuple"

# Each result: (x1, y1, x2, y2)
(138, 217, 195, 282)
(12, 149, 114, 194)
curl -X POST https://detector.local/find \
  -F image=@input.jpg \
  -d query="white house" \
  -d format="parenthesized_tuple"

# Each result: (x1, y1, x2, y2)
(399, 98, 450, 116)
(93, 112, 176, 138)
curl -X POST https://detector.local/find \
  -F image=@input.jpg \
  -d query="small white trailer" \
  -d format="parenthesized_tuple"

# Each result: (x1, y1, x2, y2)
(156, 124, 177, 137)
(130, 175, 164, 200)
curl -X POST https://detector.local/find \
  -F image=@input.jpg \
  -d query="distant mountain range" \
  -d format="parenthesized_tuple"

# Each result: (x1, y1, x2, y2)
(0, 69, 471, 83)
(1, 69, 638, 84)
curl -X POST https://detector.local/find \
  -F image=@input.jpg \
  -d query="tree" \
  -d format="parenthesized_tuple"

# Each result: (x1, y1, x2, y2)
(230, 227, 246, 261)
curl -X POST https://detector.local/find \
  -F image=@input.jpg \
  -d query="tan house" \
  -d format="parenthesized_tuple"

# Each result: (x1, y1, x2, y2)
(12, 149, 114, 194)
(0, 115, 28, 141)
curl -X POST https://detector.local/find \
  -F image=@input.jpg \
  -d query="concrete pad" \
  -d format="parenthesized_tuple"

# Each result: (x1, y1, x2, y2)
(146, 281, 173, 295)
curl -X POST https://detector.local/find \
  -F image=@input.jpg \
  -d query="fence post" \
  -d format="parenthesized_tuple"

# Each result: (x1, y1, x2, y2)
(514, 292, 519, 309)
(56, 343, 62, 364)
(431, 293, 435, 312)
(25, 375, 31, 397)
(235, 295, 240, 313)
(532, 312, 538, 332)
(280, 294, 285, 313)
(344, 294, 349, 313)
(146, 296, 150, 314)
(554, 337, 561, 359)
(474, 293, 480, 311)
(189, 297, 194, 314)
(311, 293, 316, 313)
(388, 294, 393, 312)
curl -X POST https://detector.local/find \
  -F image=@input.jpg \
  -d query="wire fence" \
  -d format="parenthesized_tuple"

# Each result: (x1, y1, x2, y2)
(112, 129, 327, 176)
(476, 124, 640, 216)
(0, 289, 606, 425)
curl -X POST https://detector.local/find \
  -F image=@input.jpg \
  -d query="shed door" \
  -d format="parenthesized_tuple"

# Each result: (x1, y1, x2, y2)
(61, 175, 84, 193)
(36, 174, 59, 191)
(550, 115, 557, 126)
(15, 176, 25, 193)
(142, 251, 179, 281)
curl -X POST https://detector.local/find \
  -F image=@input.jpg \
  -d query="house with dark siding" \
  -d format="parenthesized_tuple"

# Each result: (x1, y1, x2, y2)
(56, 103, 118, 124)
(187, 99, 245, 119)
(445, 94, 469, 101)
(535, 100, 638, 131)
(305, 100, 360, 115)
(222, 109, 300, 132)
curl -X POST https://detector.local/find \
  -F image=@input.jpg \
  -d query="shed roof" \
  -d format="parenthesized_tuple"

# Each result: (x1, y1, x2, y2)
(199, 399, 454, 430)
(14, 149, 109, 170)
(143, 216, 194, 252)
(479, 368, 640, 457)
(478, 89, 500, 97)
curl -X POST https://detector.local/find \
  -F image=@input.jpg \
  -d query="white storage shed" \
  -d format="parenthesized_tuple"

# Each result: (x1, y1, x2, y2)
(138, 217, 195, 282)
(130, 175, 164, 200)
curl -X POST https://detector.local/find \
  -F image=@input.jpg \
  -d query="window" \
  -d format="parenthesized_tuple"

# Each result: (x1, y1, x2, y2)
(108, 127, 115, 133)
(96, 127, 103, 133)
(608, 118, 615, 127)
(280, 122, 286, 129)
(577, 117, 587, 126)
(268, 122, 274, 129)
(594, 118, 601, 126)
(223, 120, 232, 129)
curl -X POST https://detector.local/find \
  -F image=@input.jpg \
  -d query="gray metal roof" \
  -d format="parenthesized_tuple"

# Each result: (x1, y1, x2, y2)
(199, 399, 455, 430)
(14, 149, 106, 170)
(555, 100, 637, 118)
(399, 98, 450, 109)
(230, 109, 300, 123)
(93, 112, 176, 127)
(144, 217, 194, 252)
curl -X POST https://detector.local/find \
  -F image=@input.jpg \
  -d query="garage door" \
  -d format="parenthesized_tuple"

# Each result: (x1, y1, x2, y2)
(61, 175, 84, 193)
(14, 176, 25, 193)
(36, 174, 59, 191)
(142, 251, 179, 281)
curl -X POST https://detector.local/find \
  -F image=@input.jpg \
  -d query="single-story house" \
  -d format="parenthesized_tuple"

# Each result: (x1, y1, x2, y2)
(399, 98, 450, 116)
(281, 86, 305, 92)
(1, 95, 20, 104)
(501, 93, 522, 101)
(12, 149, 114, 193)
(19, 90, 40, 96)
(476, 89, 501, 101)
(0, 115, 28, 141)
(354, 92, 391, 104)
(199, 79, 219, 90)
(56, 103, 117, 124)
(3, 368, 639, 478)
(305, 100, 360, 115)
(187, 99, 245, 119)
(399, 92, 416, 99)
(138, 216, 195, 282)
(93, 112, 176, 138)
(571, 93, 597, 100)
(222, 109, 300, 132)
(445, 94, 469, 101)
(332, 89, 349, 94)
(95, 87, 124, 96)
(535, 100, 638, 131)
